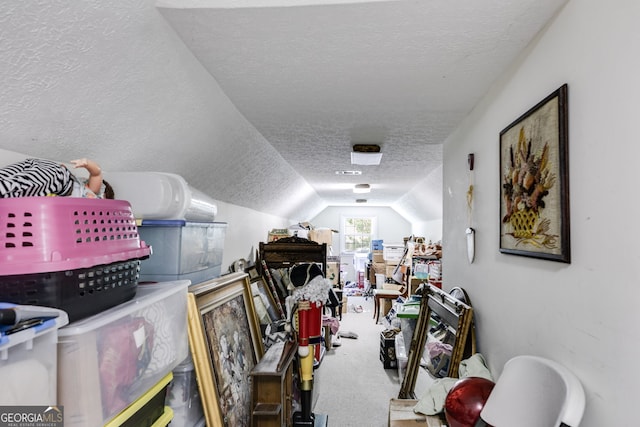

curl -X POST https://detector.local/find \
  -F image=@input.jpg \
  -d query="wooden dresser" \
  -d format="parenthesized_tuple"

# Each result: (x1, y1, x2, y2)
(250, 340, 297, 427)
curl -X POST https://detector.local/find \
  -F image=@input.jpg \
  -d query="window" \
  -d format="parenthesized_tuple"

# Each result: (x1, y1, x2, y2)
(341, 216, 376, 253)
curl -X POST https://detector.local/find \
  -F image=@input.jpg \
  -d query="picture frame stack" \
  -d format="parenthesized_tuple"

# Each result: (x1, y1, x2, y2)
(187, 272, 265, 426)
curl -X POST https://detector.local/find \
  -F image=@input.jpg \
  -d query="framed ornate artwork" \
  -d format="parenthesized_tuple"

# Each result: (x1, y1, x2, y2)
(187, 272, 264, 427)
(499, 84, 570, 263)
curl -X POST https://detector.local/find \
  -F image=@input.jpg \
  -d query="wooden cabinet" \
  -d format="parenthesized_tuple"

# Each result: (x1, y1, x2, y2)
(259, 237, 327, 275)
(250, 341, 296, 427)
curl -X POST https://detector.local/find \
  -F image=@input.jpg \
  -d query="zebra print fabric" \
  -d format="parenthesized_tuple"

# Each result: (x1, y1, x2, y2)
(0, 158, 73, 198)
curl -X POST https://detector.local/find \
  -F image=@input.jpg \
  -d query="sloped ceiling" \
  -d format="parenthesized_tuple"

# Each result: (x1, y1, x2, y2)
(0, 0, 566, 223)
(157, 0, 566, 223)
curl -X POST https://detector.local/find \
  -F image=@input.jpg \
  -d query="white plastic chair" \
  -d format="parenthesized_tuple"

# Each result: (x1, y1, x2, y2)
(480, 355, 586, 427)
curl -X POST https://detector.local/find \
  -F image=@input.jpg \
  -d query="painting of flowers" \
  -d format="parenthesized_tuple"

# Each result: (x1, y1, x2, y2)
(499, 84, 570, 263)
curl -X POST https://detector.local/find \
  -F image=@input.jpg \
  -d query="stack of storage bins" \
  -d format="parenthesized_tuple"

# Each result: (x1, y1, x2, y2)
(0, 197, 189, 426)
(103, 171, 226, 426)
(0, 173, 221, 425)
(103, 171, 226, 286)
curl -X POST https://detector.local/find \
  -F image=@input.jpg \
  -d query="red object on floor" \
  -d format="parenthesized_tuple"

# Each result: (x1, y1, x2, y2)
(444, 377, 495, 427)
(357, 271, 364, 288)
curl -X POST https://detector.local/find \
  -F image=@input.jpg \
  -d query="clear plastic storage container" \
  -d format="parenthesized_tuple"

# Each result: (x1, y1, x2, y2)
(395, 333, 408, 381)
(0, 304, 68, 405)
(137, 220, 226, 285)
(103, 172, 218, 222)
(166, 354, 204, 427)
(57, 281, 189, 426)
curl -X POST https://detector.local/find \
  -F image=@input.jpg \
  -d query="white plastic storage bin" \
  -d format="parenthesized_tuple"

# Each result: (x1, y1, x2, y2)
(166, 354, 204, 427)
(57, 281, 189, 427)
(103, 171, 218, 222)
(0, 305, 68, 405)
(383, 243, 405, 262)
(395, 333, 408, 381)
(137, 220, 227, 285)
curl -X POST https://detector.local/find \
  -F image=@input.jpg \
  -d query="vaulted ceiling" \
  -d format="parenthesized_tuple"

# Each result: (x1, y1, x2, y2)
(0, 0, 567, 223)
(157, 0, 566, 220)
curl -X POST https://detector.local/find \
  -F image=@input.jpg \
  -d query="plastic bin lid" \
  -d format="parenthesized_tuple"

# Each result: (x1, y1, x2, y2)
(58, 280, 189, 336)
(0, 304, 69, 350)
(396, 303, 420, 318)
(140, 219, 187, 227)
(140, 219, 228, 227)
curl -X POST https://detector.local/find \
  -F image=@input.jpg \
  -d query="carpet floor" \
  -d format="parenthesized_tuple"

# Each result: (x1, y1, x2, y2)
(312, 295, 404, 427)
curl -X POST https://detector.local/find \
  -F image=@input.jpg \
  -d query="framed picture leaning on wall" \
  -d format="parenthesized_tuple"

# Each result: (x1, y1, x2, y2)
(187, 272, 265, 427)
(499, 84, 570, 263)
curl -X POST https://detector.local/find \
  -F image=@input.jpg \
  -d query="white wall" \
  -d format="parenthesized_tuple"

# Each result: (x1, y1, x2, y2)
(311, 205, 412, 249)
(0, 0, 324, 221)
(442, 1, 640, 425)
(214, 200, 289, 272)
(311, 206, 411, 282)
(411, 219, 442, 244)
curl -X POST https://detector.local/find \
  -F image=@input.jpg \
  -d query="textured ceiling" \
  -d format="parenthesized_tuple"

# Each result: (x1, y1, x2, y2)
(158, 0, 566, 212)
(0, 0, 567, 224)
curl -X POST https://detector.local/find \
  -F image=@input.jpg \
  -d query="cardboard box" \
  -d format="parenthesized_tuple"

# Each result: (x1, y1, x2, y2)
(409, 277, 426, 295)
(309, 228, 334, 246)
(383, 243, 405, 262)
(386, 264, 399, 278)
(372, 262, 386, 274)
(388, 398, 447, 427)
(372, 250, 384, 263)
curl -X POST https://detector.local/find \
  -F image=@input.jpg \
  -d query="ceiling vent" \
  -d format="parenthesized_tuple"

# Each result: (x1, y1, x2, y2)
(351, 144, 382, 165)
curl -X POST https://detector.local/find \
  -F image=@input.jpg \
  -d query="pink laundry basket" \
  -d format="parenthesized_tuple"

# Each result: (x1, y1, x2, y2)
(0, 197, 152, 321)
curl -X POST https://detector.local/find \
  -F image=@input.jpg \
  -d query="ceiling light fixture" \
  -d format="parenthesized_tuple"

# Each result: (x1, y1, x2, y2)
(353, 183, 371, 194)
(335, 170, 362, 175)
(351, 144, 382, 166)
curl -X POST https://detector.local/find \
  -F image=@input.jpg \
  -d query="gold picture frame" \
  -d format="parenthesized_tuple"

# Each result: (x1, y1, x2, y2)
(398, 285, 474, 399)
(187, 272, 265, 426)
(499, 84, 570, 263)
